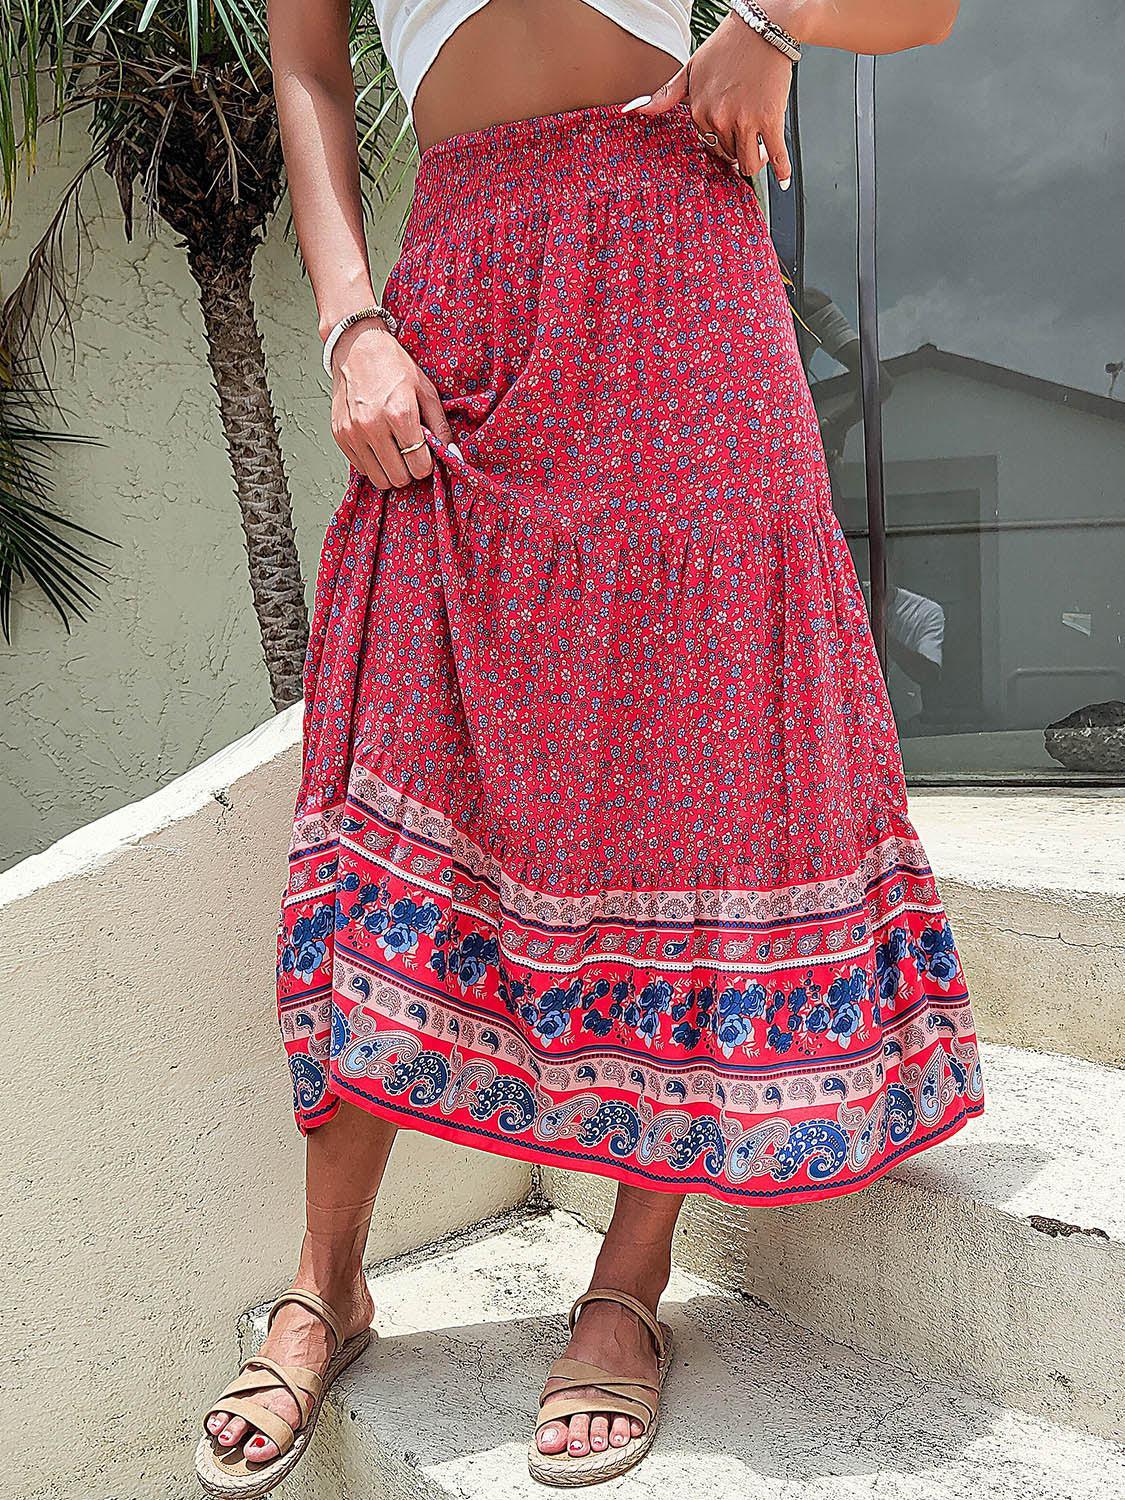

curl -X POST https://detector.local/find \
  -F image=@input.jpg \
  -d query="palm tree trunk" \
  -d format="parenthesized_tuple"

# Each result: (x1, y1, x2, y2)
(188, 236, 308, 710)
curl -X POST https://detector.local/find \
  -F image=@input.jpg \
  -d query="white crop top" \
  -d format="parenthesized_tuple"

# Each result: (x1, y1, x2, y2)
(373, 0, 693, 113)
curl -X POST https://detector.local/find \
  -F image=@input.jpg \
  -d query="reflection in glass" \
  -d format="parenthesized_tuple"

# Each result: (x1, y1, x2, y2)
(792, 13, 1125, 781)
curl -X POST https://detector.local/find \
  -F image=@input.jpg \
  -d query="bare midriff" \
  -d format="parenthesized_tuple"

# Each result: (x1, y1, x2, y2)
(411, 0, 683, 152)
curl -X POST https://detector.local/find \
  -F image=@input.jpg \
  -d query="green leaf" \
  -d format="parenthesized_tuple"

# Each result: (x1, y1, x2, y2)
(0, 375, 111, 639)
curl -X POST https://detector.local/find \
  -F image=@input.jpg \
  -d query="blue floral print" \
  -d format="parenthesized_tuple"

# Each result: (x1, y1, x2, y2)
(442, 931, 500, 991)
(911, 923, 960, 987)
(378, 895, 441, 957)
(716, 983, 767, 1057)
(279, 902, 335, 982)
(875, 926, 911, 1009)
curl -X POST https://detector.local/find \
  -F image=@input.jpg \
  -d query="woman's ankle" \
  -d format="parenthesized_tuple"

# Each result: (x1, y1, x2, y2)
(293, 1231, 370, 1308)
(586, 1254, 671, 1311)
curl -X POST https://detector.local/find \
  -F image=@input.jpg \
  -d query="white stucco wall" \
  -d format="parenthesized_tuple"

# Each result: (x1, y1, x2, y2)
(0, 132, 410, 872)
(0, 707, 530, 1500)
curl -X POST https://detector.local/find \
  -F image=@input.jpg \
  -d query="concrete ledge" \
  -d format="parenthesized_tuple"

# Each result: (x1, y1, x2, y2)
(0, 703, 305, 905)
(911, 789, 1125, 1066)
(544, 1041, 1125, 1441)
(278, 1209, 1125, 1500)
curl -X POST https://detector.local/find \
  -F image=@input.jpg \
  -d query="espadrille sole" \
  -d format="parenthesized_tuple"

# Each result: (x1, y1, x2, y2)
(527, 1325, 673, 1488)
(194, 1328, 372, 1498)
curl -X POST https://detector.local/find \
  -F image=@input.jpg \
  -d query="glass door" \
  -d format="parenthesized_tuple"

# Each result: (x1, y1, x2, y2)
(784, 10, 1125, 784)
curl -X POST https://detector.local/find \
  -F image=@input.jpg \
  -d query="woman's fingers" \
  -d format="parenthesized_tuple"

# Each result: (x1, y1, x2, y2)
(334, 410, 389, 487)
(330, 412, 367, 478)
(388, 406, 434, 482)
(696, 107, 738, 164)
(353, 439, 392, 490)
(623, 65, 689, 116)
(418, 381, 456, 449)
(734, 122, 770, 180)
(368, 420, 413, 489)
(332, 370, 460, 487)
(760, 117, 792, 189)
(418, 381, 464, 461)
(401, 439, 434, 482)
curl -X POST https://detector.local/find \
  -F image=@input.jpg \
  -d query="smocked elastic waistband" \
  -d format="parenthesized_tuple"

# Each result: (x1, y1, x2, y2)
(408, 102, 711, 235)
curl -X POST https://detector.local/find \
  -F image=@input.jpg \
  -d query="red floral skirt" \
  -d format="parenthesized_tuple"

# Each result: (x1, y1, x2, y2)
(278, 105, 983, 1204)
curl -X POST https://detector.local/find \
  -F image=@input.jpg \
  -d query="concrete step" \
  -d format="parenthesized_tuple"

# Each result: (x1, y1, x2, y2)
(544, 1040, 1125, 1440)
(260, 1208, 1125, 1500)
(910, 789, 1125, 1067)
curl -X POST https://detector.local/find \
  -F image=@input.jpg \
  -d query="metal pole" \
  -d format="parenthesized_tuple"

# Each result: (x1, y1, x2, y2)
(855, 55, 888, 669)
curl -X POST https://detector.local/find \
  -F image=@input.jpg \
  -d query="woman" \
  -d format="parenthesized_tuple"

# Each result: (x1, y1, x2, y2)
(197, 1, 982, 1492)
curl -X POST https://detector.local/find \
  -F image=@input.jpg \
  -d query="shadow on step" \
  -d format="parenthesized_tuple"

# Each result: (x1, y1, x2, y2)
(328, 1294, 1002, 1488)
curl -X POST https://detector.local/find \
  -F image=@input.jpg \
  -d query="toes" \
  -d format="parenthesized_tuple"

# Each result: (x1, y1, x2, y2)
(609, 1415, 631, 1447)
(567, 1413, 591, 1457)
(217, 1417, 248, 1448)
(630, 1417, 644, 1438)
(536, 1420, 569, 1455)
(589, 1415, 609, 1452)
(244, 1432, 279, 1464)
(206, 1411, 228, 1436)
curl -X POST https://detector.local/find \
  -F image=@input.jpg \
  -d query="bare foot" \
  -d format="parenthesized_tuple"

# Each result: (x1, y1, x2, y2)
(204, 1276, 374, 1464)
(535, 1296, 661, 1458)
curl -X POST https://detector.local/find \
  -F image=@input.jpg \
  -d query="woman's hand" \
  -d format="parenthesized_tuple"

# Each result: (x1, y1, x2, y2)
(328, 322, 457, 488)
(630, 15, 795, 187)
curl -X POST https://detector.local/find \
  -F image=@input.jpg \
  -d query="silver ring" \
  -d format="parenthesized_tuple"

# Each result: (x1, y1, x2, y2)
(701, 131, 720, 147)
(398, 439, 427, 455)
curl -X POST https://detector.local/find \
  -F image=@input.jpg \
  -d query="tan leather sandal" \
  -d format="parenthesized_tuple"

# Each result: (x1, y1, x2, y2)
(528, 1289, 674, 1487)
(194, 1287, 373, 1497)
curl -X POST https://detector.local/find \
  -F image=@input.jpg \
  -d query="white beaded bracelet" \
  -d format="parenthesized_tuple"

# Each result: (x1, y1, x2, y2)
(728, 0, 802, 63)
(321, 305, 399, 378)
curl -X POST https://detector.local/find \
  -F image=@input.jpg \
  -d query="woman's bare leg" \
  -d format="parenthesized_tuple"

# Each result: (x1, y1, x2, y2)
(536, 1183, 685, 1457)
(206, 1101, 398, 1461)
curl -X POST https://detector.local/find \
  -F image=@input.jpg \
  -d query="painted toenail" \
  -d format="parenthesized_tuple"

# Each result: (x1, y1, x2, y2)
(542, 1428, 557, 1441)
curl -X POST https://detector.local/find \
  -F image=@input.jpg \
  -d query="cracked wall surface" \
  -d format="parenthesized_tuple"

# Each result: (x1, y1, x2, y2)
(0, 130, 409, 871)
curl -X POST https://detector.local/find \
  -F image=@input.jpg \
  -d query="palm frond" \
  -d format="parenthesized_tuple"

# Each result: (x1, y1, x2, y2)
(1, 147, 100, 369)
(0, 359, 110, 640)
(692, 0, 728, 46)
(3, 3, 271, 208)
(73, 0, 270, 74)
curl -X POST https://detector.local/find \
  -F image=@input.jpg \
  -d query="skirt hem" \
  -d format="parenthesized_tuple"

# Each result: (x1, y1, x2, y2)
(297, 1074, 984, 1208)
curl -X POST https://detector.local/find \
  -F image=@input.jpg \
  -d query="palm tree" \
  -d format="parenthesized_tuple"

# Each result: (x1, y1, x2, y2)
(1, 2, 407, 708)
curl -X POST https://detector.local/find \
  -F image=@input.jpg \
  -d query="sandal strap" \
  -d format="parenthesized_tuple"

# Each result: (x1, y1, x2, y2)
(568, 1289, 667, 1361)
(212, 1396, 297, 1455)
(203, 1356, 323, 1436)
(538, 1390, 655, 1429)
(541, 1357, 660, 1400)
(267, 1287, 344, 1350)
(240, 1355, 324, 1405)
(538, 1356, 660, 1431)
